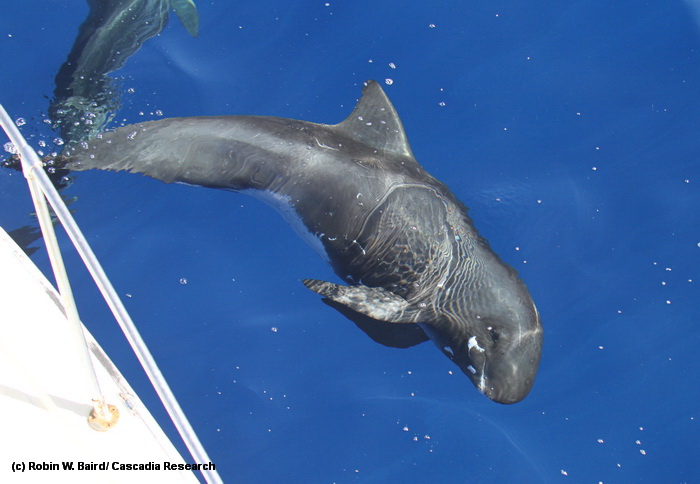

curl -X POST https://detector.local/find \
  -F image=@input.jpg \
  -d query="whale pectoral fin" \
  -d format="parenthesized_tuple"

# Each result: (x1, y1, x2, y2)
(302, 279, 411, 323)
(321, 298, 429, 348)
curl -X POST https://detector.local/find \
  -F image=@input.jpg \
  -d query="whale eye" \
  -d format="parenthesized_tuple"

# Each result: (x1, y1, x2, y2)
(488, 326, 500, 343)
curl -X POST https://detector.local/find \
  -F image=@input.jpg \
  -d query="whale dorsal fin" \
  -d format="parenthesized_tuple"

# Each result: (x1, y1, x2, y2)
(335, 80, 415, 159)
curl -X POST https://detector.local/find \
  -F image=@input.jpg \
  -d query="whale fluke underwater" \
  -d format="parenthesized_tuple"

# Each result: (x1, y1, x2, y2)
(62, 80, 543, 404)
(51, 0, 199, 144)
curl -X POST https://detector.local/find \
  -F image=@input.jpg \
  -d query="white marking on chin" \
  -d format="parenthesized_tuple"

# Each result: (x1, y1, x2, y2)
(477, 374, 487, 392)
(468, 336, 485, 353)
(467, 336, 487, 392)
(245, 189, 330, 264)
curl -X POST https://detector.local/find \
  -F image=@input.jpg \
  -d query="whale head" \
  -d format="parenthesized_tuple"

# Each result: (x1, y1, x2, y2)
(422, 251, 543, 404)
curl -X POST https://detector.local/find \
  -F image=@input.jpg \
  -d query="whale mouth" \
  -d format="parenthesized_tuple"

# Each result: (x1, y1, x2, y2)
(479, 377, 534, 405)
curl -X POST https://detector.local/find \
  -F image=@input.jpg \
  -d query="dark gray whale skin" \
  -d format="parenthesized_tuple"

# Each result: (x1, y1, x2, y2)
(64, 80, 543, 404)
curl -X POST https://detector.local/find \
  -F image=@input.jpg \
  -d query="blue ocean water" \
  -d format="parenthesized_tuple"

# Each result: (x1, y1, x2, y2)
(1, 1, 699, 482)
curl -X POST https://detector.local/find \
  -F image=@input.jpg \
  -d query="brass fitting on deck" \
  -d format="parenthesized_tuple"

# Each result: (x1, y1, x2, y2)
(88, 398, 120, 431)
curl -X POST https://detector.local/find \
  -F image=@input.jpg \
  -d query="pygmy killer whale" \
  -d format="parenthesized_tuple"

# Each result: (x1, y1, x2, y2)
(63, 80, 543, 404)
(3, 1, 199, 255)
(51, 0, 199, 144)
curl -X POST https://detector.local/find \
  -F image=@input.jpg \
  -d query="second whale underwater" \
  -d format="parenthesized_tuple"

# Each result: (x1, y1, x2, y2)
(64, 80, 543, 404)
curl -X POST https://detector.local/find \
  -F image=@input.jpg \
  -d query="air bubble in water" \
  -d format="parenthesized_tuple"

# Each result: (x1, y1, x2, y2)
(3, 142, 17, 154)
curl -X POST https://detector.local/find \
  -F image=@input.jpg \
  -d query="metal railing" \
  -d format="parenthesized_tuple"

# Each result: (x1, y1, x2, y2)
(0, 104, 223, 484)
